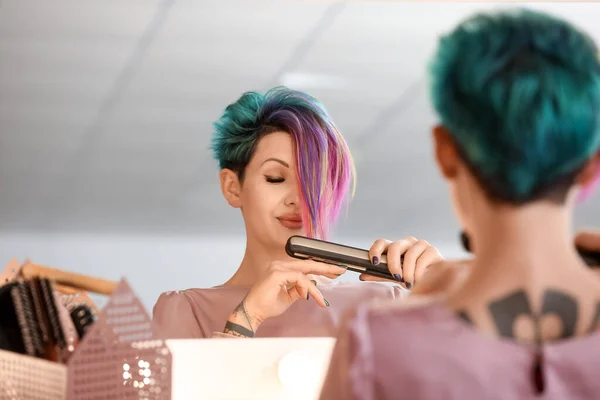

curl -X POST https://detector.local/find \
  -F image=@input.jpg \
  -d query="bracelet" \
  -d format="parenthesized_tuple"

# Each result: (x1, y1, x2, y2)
(224, 321, 255, 338)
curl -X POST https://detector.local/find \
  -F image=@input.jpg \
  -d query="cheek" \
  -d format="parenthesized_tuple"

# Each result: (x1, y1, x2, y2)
(243, 183, 281, 215)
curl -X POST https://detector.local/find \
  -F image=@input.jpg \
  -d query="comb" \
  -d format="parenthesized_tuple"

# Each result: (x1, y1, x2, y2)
(39, 278, 67, 350)
(9, 283, 41, 357)
(28, 278, 51, 347)
(17, 282, 45, 358)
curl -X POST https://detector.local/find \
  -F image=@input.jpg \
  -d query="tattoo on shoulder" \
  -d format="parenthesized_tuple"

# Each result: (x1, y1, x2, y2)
(457, 289, 600, 341)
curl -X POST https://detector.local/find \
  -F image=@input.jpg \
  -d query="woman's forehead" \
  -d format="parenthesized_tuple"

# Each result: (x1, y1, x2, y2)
(252, 131, 294, 164)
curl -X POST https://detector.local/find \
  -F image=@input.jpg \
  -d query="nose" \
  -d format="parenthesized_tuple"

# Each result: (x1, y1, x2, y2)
(285, 186, 300, 207)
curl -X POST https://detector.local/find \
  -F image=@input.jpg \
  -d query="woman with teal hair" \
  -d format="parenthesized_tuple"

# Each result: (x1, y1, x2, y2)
(321, 9, 600, 399)
(152, 86, 445, 339)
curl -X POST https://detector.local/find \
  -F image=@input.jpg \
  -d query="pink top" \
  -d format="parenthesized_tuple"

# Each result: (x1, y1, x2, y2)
(320, 300, 600, 400)
(151, 281, 406, 338)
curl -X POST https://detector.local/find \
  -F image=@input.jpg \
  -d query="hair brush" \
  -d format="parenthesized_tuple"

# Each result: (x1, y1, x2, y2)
(0, 282, 44, 358)
(38, 278, 67, 351)
(0, 278, 69, 362)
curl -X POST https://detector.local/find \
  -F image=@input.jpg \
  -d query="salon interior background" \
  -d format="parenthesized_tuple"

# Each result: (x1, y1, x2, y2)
(1, 1, 599, 311)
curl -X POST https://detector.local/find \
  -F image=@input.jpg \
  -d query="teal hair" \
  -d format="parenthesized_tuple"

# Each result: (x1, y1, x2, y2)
(210, 86, 355, 240)
(430, 9, 600, 203)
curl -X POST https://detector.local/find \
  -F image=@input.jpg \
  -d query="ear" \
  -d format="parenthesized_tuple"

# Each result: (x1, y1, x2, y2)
(432, 125, 460, 180)
(220, 169, 243, 208)
(575, 150, 600, 187)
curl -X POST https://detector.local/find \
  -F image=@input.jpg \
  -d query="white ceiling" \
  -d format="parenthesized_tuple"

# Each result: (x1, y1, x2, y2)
(0, 0, 598, 245)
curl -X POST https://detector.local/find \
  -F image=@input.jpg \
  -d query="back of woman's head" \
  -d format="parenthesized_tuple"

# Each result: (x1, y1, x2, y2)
(210, 86, 355, 239)
(430, 9, 600, 204)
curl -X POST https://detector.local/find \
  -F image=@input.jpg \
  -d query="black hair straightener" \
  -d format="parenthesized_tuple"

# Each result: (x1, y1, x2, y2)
(285, 235, 400, 281)
(460, 231, 600, 267)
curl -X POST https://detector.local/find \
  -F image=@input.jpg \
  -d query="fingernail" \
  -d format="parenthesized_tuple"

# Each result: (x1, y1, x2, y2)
(405, 282, 412, 289)
(372, 256, 379, 265)
(324, 298, 330, 307)
(393, 273, 404, 282)
(339, 265, 348, 269)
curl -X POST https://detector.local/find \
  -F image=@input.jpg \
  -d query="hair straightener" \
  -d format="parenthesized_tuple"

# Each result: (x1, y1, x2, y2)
(460, 231, 600, 267)
(285, 235, 400, 281)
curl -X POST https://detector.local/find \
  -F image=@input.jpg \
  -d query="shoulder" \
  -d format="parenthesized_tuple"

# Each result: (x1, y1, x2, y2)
(334, 295, 448, 352)
(153, 286, 242, 313)
(154, 289, 192, 310)
(151, 290, 198, 337)
(152, 287, 242, 339)
(368, 294, 445, 322)
(328, 300, 446, 391)
(336, 291, 443, 340)
(156, 285, 239, 301)
(410, 259, 472, 296)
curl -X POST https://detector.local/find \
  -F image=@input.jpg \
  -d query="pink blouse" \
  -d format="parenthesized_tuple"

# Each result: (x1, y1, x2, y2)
(152, 281, 406, 338)
(320, 300, 600, 400)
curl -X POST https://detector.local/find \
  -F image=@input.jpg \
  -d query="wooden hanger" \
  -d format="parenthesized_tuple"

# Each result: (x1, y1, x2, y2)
(1, 259, 118, 313)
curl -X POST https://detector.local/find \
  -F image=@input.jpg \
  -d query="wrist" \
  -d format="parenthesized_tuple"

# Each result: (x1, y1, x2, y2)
(240, 297, 263, 331)
(226, 298, 263, 333)
(226, 310, 259, 331)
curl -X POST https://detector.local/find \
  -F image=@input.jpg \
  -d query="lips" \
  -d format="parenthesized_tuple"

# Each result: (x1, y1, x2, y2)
(277, 214, 303, 230)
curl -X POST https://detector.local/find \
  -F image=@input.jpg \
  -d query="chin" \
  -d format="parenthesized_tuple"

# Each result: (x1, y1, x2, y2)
(270, 231, 290, 246)
(274, 229, 302, 247)
(279, 231, 297, 242)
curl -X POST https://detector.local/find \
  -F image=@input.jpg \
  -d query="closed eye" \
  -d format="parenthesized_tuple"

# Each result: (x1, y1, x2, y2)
(265, 176, 285, 183)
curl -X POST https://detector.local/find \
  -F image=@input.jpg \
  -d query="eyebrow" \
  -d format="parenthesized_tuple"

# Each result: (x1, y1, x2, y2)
(261, 158, 289, 168)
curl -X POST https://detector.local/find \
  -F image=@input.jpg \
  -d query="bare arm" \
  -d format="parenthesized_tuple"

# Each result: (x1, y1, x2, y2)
(410, 260, 471, 297)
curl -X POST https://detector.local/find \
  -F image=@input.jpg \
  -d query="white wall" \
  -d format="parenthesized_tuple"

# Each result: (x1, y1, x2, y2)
(0, 233, 467, 313)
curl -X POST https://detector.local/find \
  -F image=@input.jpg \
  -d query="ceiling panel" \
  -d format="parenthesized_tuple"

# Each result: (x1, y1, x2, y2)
(0, 0, 158, 38)
(0, 0, 598, 242)
(0, 0, 160, 126)
(120, 0, 335, 97)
